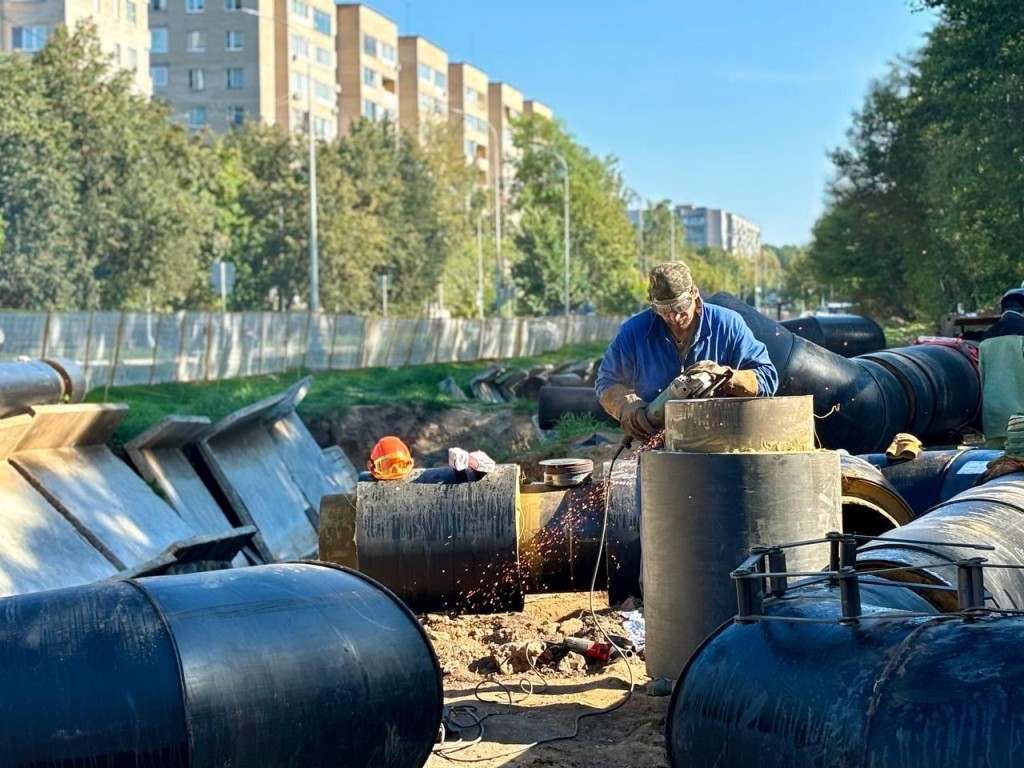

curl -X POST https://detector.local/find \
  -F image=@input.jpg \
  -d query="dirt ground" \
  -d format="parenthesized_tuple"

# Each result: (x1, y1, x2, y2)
(422, 591, 669, 768)
(316, 403, 669, 765)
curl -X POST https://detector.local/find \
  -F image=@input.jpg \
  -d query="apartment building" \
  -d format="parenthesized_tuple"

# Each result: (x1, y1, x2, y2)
(1, 0, 151, 92)
(488, 81, 523, 189)
(336, 3, 397, 133)
(448, 62, 490, 184)
(524, 99, 552, 120)
(397, 35, 447, 135)
(150, 0, 338, 136)
(675, 205, 762, 259)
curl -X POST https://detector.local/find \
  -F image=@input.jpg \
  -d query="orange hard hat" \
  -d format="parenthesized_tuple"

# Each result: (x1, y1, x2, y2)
(368, 436, 414, 480)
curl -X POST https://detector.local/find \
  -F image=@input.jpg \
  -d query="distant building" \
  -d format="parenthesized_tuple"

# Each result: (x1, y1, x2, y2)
(675, 205, 761, 259)
(488, 81, 523, 190)
(448, 62, 490, 184)
(337, 3, 398, 134)
(524, 99, 552, 120)
(1, 0, 151, 93)
(398, 35, 448, 135)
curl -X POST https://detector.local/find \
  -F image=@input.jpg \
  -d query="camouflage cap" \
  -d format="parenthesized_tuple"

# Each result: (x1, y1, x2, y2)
(648, 262, 694, 301)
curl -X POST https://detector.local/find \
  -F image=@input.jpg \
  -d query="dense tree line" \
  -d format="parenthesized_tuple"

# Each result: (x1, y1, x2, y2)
(0, 25, 668, 317)
(809, 0, 1024, 320)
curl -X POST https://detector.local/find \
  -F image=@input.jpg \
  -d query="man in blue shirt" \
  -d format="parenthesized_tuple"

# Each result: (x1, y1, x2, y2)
(597, 261, 778, 440)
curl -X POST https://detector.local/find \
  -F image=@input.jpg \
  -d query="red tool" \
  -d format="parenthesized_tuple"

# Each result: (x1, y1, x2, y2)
(562, 636, 633, 662)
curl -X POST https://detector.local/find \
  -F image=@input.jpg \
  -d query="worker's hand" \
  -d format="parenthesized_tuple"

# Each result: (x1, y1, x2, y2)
(620, 398, 657, 441)
(685, 360, 731, 378)
(722, 369, 759, 397)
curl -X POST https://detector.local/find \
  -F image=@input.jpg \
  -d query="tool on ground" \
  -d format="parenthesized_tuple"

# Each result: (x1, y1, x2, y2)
(562, 635, 634, 663)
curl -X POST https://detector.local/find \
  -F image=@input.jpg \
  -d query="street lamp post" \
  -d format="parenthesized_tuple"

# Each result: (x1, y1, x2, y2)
(624, 187, 645, 275)
(533, 144, 570, 316)
(241, 7, 319, 313)
(450, 106, 502, 315)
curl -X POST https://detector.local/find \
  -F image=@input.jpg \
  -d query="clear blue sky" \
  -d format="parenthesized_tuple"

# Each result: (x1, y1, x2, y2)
(366, 0, 937, 246)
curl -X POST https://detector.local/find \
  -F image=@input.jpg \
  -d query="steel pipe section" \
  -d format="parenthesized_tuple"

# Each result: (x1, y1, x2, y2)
(708, 293, 981, 454)
(668, 596, 1024, 768)
(0, 357, 86, 418)
(840, 454, 916, 536)
(0, 563, 443, 768)
(860, 447, 1002, 518)
(856, 472, 1024, 612)
(780, 313, 886, 357)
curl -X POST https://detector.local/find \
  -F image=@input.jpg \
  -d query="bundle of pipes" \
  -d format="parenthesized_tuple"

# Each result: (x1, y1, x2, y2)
(667, 470, 1024, 767)
(0, 357, 85, 417)
(0, 563, 442, 767)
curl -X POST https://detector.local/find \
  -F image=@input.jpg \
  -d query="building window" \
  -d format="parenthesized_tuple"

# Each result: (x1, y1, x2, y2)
(290, 71, 309, 97)
(362, 66, 377, 88)
(362, 99, 378, 120)
(224, 0, 241, 10)
(126, 1, 137, 23)
(226, 67, 244, 89)
(12, 25, 47, 51)
(314, 80, 332, 103)
(315, 46, 331, 66)
(186, 31, 205, 52)
(290, 0, 308, 18)
(189, 107, 206, 128)
(418, 93, 430, 112)
(227, 106, 245, 127)
(418, 63, 430, 81)
(185, 0, 204, 12)
(434, 70, 446, 90)
(225, 30, 243, 51)
(290, 34, 308, 58)
(151, 64, 168, 87)
(126, 47, 138, 70)
(380, 42, 395, 64)
(188, 68, 205, 90)
(313, 115, 331, 139)
(151, 27, 168, 53)
(151, 0, 166, 9)
(112, 43, 121, 64)
(312, 8, 330, 35)
(113, 0, 121, 20)
(362, 34, 377, 58)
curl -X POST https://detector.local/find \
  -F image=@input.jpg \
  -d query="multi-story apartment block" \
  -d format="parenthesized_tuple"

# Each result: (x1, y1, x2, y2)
(524, 99, 552, 120)
(397, 34, 447, 135)
(150, 0, 338, 136)
(336, 3, 397, 133)
(1, 0, 151, 92)
(488, 81, 522, 189)
(448, 62, 490, 184)
(675, 205, 762, 259)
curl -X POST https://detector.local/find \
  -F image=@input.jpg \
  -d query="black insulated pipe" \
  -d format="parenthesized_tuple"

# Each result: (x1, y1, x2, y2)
(780, 313, 886, 357)
(708, 293, 981, 454)
(537, 385, 617, 430)
(0, 563, 443, 768)
(668, 597, 1024, 768)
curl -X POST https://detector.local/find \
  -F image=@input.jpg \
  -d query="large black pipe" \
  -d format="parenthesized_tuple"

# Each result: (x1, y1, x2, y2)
(668, 594, 1024, 768)
(537, 385, 617, 430)
(780, 313, 886, 357)
(0, 563, 442, 767)
(709, 293, 981, 454)
(856, 472, 1024, 611)
(860, 447, 1002, 518)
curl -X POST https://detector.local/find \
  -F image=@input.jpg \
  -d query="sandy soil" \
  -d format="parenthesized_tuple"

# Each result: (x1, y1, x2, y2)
(421, 592, 669, 768)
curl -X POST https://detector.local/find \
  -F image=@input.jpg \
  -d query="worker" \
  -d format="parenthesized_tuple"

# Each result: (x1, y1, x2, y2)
(980, 286, 1024, 448)
(596, 261, 779, 441)
(368, 436, 414, 480)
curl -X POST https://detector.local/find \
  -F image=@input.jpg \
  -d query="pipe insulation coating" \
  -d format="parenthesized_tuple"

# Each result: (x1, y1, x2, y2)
(640, 449, 842, 680)
(0, 563, 443, 768)
(0, 357, 86, 417)
(708, 293, 981, 454)
(779, 313, 886, 357)
(669, 599, 1024, 768)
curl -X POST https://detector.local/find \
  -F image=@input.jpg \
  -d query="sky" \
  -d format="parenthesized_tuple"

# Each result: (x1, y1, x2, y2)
(364, 0, 938, 246)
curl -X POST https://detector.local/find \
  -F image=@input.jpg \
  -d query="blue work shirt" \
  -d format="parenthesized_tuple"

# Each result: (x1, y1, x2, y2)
(595, 302, 779, 403)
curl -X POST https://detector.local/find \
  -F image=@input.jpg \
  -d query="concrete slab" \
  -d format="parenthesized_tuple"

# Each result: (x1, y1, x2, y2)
(0, 415, 117, 597)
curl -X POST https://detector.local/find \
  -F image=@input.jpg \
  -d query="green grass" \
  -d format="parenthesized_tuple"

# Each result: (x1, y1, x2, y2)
(551, 412, 607, 442)
(87, 341, 610, 446)
(880, 320, 939, 348)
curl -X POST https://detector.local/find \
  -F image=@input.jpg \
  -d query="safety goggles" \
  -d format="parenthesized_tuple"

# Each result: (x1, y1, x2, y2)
(651, 289, 697, 317)
(368, 452, 414, 480)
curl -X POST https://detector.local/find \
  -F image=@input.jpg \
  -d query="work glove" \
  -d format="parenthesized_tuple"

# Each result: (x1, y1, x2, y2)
(620, 398, 657, 442)
(685, 361, 760, 397)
